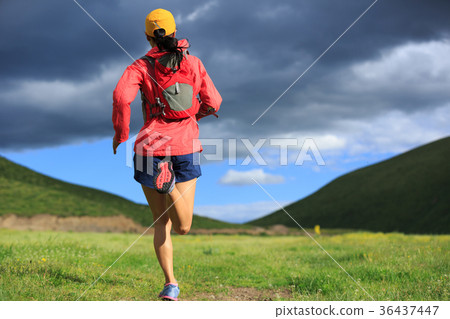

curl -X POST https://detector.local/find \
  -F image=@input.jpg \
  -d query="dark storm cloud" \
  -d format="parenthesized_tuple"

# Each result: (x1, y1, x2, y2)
(1, 0, 450, 150)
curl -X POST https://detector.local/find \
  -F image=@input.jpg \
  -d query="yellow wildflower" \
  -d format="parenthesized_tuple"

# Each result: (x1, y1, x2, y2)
(314, 225, 321, 235)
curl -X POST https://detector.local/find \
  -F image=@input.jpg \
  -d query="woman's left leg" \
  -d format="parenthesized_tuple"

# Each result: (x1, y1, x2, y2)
(167, 178, 197, 235)
(141, 177, 197, 235)
(141, 185, 177, 284)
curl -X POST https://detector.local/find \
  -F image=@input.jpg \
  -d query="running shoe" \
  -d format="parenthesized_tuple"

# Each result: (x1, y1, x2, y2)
(153, 160, 175, 194)
(158, 283, 180, 301)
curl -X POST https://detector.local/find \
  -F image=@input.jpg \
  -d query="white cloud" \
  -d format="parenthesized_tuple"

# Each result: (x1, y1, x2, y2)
(340, 104, 450, 155)
(252, 39, 450, 158)
(198, 40, 450, 167)
(0, 63, 124, 113)
(176, 1, 218, 24)
(195, 200, 291, 223)
(219, 168, 285, 185)
(279, 104, 450, 158)
(309, 134, 346, 150)
(350, 39, 450, 93)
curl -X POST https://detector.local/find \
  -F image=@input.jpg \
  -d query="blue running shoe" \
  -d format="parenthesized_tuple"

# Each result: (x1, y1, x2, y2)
(158, 283, 180, 301)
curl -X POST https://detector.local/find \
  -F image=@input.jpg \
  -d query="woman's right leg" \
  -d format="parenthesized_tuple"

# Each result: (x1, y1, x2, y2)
(142, 185, 177, 284)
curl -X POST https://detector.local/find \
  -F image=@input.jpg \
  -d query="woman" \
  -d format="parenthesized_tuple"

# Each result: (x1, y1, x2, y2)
(112, 8, 222, 301)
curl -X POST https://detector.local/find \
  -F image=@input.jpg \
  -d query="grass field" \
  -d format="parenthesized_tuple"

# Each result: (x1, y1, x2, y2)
(0, 229, 448, 301)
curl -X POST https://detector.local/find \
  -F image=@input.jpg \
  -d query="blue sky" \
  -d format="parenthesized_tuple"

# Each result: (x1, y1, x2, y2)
(1, 0, 450, 223)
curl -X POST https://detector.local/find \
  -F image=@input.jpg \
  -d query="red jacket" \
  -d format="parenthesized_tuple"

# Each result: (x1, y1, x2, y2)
(112, 39, 222, 156)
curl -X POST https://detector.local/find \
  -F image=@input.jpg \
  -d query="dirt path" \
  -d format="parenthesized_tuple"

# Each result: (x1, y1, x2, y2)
(0, 214, 304, 236)
(185, 287, 293, 301)
(0, 214, 152, 234)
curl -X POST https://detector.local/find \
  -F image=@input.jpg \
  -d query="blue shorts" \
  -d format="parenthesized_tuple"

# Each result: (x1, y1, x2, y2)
(133, 153, 201, 188)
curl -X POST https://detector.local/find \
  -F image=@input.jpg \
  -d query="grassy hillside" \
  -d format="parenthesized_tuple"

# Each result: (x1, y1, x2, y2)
(0, 156, 240, 229)
(249, 137, 450, 234)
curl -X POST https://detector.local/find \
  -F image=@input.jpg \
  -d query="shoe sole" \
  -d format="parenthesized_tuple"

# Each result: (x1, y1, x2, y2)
(153, 161, 175, 194)
(161, 296, 178, 301)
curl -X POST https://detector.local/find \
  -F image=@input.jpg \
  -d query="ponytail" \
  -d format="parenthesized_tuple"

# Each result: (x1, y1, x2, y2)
(152, 28, 184, 70)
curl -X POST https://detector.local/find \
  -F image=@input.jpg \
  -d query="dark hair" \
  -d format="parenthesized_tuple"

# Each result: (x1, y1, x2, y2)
(152, 28, 184, 70)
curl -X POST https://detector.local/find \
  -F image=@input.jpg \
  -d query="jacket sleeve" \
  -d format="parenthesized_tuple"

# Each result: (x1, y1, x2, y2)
(195, 58, 222, 114)
(112, 61, 144, 143)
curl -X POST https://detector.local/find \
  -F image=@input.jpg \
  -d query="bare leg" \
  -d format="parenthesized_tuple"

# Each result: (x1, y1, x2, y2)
(142, 178, 197, 235)
(141, 178, 197, 283)
(167, 178, 197, 235)
(141, 186, 176, 284)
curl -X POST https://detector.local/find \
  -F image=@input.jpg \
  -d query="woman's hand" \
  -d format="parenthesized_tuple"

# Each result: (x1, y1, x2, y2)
(113, 137, 121, 154)
(196, 106, 218, 121)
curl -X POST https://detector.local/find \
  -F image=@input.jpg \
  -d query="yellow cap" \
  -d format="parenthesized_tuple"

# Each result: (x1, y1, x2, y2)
(145, 9, 176, 37)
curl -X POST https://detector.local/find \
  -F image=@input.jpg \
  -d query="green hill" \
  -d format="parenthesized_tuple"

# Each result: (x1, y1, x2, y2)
(0, 156, 239, 229)
(248, 137, 450, 234)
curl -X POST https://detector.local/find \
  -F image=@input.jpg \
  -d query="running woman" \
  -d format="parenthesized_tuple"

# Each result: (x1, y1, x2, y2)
(112, 8, 222, 300)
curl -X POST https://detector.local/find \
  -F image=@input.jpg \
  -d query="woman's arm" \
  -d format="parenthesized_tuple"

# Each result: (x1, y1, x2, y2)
(112, 61, 145, 144)
(194, 57, 222, 117)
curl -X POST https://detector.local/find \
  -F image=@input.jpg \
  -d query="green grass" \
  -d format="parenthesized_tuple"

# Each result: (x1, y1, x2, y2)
(0, 156, 244, 230)
(0, 229, 448, 301)
(249, 137, 450, 234)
